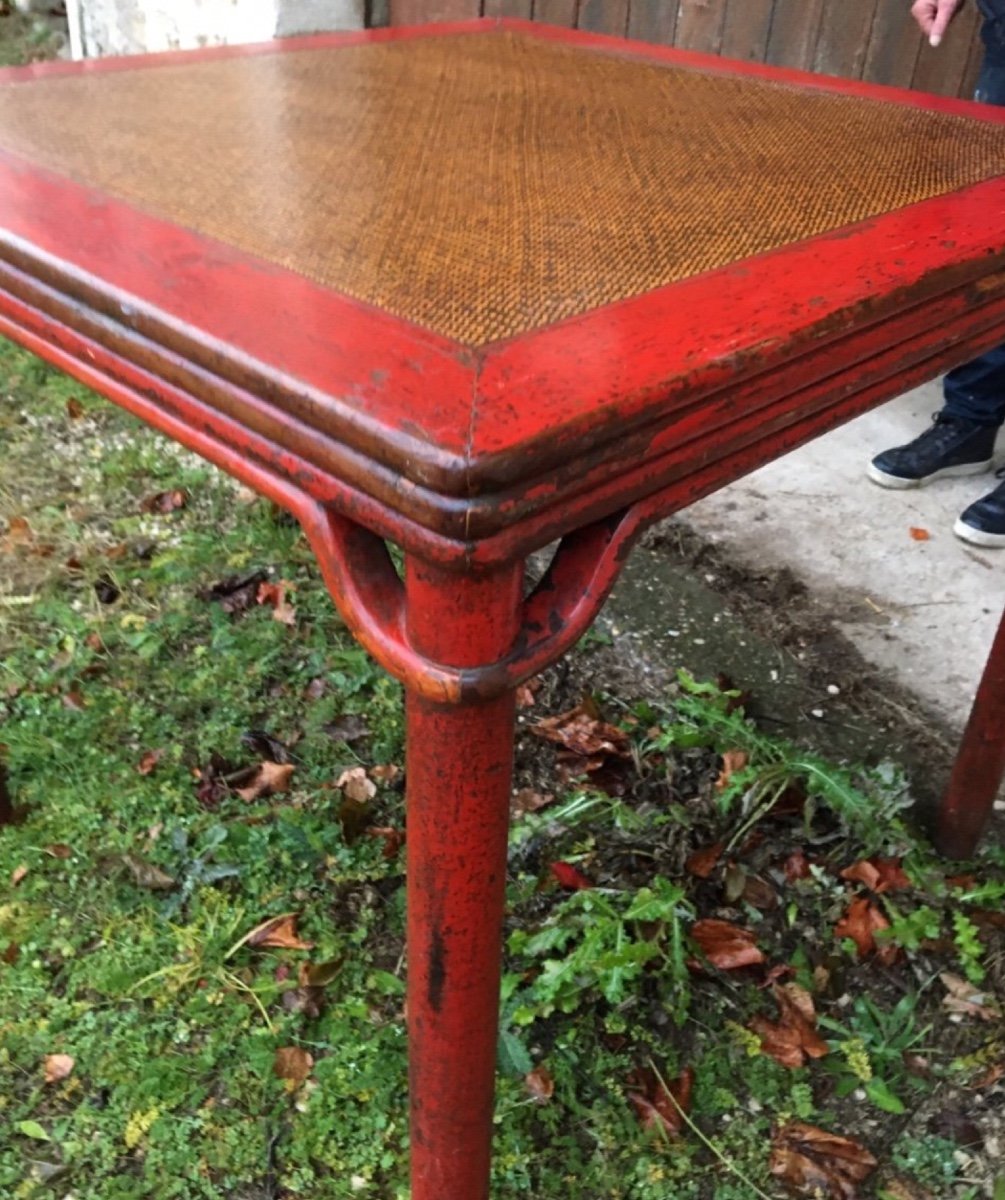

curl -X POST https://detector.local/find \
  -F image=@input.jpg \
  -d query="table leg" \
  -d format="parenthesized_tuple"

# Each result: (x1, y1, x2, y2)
(937, 601, 1005, 859)
(403, 557, 524, 1200)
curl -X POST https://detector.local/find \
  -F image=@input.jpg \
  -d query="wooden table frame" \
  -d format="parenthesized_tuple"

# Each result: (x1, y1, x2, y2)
(2, 18, 1005, 1198)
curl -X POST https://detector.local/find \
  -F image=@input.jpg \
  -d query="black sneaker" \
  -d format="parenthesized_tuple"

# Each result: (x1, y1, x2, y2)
(955, 472, 1005, 547)
(867, 413, 997, 489)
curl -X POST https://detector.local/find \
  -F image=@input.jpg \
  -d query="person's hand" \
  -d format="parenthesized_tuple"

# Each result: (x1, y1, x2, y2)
(911, 0, 966, 46)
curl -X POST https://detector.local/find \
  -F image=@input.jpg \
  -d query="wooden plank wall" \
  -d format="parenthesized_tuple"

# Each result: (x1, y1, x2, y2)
(383, 0, 985, 98)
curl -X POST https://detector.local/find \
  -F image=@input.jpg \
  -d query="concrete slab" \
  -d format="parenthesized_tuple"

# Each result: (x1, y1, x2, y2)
(674, 379, 1005, 730)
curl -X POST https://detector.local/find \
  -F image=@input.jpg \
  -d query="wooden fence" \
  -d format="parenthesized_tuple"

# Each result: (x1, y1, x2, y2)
(379, 0, 986, 98)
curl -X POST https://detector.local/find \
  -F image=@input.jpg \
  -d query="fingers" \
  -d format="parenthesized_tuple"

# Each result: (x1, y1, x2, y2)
(913, 0, 964, 47)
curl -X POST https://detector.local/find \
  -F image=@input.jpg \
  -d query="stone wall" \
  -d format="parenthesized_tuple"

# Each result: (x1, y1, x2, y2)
(64, 0, 365, 58)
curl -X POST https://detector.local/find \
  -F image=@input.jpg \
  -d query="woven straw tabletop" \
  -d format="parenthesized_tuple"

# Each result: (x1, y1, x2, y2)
(1, 30, 1002, 346)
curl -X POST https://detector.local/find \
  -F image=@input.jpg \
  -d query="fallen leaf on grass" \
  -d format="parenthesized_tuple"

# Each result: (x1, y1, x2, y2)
(770, 1121, 877, 1199)
(322, 714, 370, 744)
(691, 918, 765, 970)
(0, 514, 33, 552)
(516, 676, 542, 709)
(524, 1064, 555, 1103)
(971, 1062, 1005, 1088)
(941, 972, 1001, 1021)
(241, 730, 293, 765)
(834, 896, 896, 963)
(66, 396, 85, 418)
(365, 826, 405, 860)
(62, 691, 85, 711)
(3, 943, 19, 965)
(839, 858, 910, 894)
(626, 1064, 694, 1137)
(242, 912, 314, 952)
(369, 763, 400, 785)
(336, 767, 377, 806)
(197, 570, 269, 615)
(136, 749, 163, 776)
(257, 580, 296, 627)
(234, 761, 295, 802)
(121, 854, 176, 891)
(749, 984, 829, 1069)
(885, 1182, 936, 1200)
(550, 861, 594, 891)
(140, 489, 188, 514)
(716, 749, 749, 791)
(512, 788, 556, 817)
(273, 1046, 313, 1086)
(530, 704, 631, 761)
(11, 864, 28, 887)
(43, 1054, 74, 1084)
(783, 850, 812, 882)
(685, 841, 724, 879)
(909, 527, 930, 542)
(282, 958, 345, 1017)
(43, 844, 72, 859)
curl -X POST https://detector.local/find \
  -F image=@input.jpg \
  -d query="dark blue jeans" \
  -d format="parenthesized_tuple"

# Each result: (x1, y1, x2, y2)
(943, 57, 1005, 425)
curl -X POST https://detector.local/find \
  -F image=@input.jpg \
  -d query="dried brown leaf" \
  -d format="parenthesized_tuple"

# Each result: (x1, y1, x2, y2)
(121, 853, 176, 891)
(750, 984, 829, 1069)
(839, 857, 910, 894)
(770, 1121, 877, 1199)
(336, 766, 377, 806)
(256, 580, 296, 627)
(273, 1046, 313, 1086)
(784, 849, 812, 882)
(524, 1064, 555, 1103)
(626, 1065, 694, 1137)
(140, 488, 188, 514)
(692, 918, 765, 970)
(137, 749, 163, 776)
(365, 825, 405, 860)
(11, 864, 28, 887)
(685, 841, 724, 879)
(834, 896, 895, 962)
(244, 912, 314, 951)
(43, 844, 72, 859)
(43, 1054, 74, 1084)
(940, 972, 1001, 1021)
(716, 748, 749, 791)
(512, 787, 556, 817)
(234, 761, 295, 802)
(322, 715, 370, 744)
(530, 704, 631, 760)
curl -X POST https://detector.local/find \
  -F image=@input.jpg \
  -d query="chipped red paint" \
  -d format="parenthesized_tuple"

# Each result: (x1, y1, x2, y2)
(1, 20, 1004, 1200)
(404, 559, 523, 1200)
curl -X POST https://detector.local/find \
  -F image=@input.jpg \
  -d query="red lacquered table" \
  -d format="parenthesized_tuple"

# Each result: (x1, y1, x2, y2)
(2, 17, 1005, 1197)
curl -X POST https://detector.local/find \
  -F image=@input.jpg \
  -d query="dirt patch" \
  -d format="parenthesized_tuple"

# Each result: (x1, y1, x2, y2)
(639, 519, 1000, 840)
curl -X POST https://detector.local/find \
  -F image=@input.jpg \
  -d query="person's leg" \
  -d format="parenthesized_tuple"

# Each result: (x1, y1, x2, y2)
(952, 53, 1005, 544)
(869, 54, 1005, 494)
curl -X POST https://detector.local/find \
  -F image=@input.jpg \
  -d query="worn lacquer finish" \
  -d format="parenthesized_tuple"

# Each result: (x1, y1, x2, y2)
(404, 560, 523, 1198)
(939, 608, 1005, 858)
(1, 19, 1004, 1200)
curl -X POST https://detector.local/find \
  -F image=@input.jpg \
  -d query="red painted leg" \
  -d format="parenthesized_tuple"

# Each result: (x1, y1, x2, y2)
(404, 557, 524, 1200)
(938, 603, 1005, 858)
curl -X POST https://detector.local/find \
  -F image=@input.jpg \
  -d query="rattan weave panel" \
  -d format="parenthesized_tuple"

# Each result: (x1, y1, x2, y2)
(1, 31, 1003, 346)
